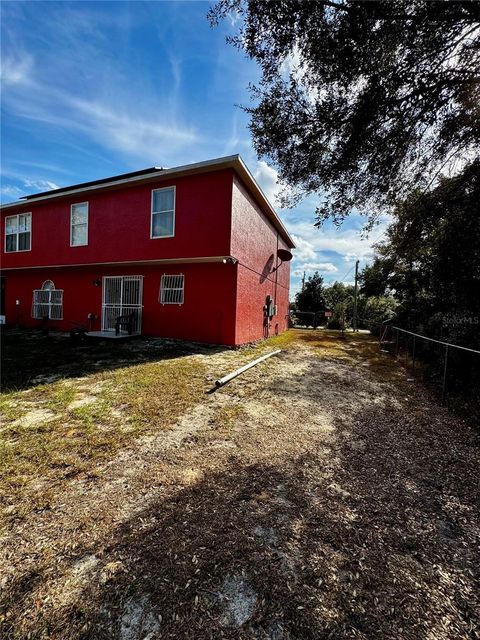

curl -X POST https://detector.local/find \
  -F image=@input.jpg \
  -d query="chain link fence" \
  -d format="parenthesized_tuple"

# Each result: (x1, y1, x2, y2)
(289, 311, 325, 329)
(380, 323, 480, 410)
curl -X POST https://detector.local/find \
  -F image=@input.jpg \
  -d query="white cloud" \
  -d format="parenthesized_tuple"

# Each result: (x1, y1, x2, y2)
(69, 96, 200, 158)
(293, 262, 338, 277)
(254, 160, 281, 206)
(287, 220, 389, 262)
(226, 9, 241, 27)
(222, 113, 240, 155)
(289, 280, 302, 300)
(1, 14, 203, 168)
(0, 185, 24, 199)
(23, 179, 60, 192)
(0, 178, 61, 203)
(2, 74, 202, 166)
(0, 52, 33, 85)
(290, 234, 316, 261)
(280, 45, 302, 79)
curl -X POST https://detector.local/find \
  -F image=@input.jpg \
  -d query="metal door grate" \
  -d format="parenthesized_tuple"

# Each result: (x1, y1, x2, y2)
(102, 275, 143, 333)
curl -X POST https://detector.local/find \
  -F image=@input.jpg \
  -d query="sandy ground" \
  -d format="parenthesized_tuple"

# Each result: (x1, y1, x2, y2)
(0, 331, 479, 639)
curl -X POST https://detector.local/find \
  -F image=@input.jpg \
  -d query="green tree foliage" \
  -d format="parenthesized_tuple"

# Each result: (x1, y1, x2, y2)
(361, 160, 480, 348)
(295, 271, 325, 312)
(359, 259, 392, 298)
(357, 295, 398, 332)
(322, 282, 352, 329)
(210, 1, 480, 225)
(322, 281, 397, 330)
(323, 282, 354, 310)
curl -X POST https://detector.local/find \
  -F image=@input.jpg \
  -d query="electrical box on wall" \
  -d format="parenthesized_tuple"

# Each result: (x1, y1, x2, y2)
(264, 295, 275, 319)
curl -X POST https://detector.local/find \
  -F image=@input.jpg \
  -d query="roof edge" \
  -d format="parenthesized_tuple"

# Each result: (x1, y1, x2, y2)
(0, 155, 295, 248)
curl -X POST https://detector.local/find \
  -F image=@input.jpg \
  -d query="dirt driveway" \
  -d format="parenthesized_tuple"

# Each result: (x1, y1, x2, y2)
(1, 330, 478, 639)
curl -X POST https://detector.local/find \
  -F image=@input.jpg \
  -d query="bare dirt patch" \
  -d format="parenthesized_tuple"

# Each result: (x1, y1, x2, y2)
(0, 329, 478, 639)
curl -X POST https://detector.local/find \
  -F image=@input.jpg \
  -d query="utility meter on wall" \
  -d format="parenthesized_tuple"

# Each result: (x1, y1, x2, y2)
(264, 295, 275, 319)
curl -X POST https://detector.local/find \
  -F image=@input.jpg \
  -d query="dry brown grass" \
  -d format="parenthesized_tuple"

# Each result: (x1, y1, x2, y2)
(1, 328, 478, 640)
(0, 344, 206, 522)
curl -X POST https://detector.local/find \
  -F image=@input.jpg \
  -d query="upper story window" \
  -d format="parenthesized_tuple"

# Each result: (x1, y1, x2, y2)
(5, 213, 31, 252)
(151, 186, 175, 238)
(70, 202, 88, 246)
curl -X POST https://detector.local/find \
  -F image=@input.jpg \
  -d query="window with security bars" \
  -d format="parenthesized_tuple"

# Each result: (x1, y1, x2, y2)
(160, 274, 184, 305)
(32, 283, 63, 319)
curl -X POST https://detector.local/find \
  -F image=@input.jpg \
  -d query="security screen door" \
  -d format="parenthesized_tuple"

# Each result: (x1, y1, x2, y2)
(101, 276, 143, 333)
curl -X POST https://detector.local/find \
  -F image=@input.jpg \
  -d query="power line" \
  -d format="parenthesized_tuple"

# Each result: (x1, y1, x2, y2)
(328, 224, 389, 284)
(338, 264, 355, 283)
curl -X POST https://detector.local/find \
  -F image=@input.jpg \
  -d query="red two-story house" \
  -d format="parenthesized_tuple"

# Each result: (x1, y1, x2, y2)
(0, 155, 294, 345)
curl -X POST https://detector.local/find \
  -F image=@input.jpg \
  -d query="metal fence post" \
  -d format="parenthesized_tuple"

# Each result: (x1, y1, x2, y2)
(412, 335, 416, 372)
(442, 344, 449, 403)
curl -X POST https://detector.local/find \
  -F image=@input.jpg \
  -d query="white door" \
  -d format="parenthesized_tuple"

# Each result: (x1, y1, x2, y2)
(102, 276, 143, 333)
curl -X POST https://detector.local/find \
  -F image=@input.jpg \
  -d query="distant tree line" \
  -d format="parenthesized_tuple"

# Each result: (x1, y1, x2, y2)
(292, 160, 479, 350)
(291, 273, 397, 331)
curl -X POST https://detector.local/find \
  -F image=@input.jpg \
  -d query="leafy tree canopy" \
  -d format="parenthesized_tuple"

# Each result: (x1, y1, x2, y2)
(210, 0, 480, 225)
(361, 159, 480, 346)
(295, 271, 325, 311)
(323, 281, 354, 309)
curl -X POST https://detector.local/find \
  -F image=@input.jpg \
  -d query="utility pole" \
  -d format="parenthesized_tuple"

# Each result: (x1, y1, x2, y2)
(302, 271, 306, 291)
(353, 259, 359, 332)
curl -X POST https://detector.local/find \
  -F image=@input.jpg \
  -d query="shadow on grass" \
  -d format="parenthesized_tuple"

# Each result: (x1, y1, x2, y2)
(2, 329, 478, 639)
(0, 328, 226, 392)
(4, 400, 478, 639)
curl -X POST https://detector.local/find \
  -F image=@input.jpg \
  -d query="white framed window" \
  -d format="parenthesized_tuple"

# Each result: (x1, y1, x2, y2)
(32, 280, 63, 320)
(5, 213, 31, 252)
(151, 186, 175, 238)
(160, 274, 184, 305)
(70, 202, 88, 246)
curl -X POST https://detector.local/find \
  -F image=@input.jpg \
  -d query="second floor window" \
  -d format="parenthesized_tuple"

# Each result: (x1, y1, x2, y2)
(71, 202, 88, 246)
(151, 186, 175, 238)
(5, 213, 31, 252)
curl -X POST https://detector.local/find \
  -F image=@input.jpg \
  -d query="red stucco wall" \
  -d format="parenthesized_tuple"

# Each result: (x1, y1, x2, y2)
(230, 176, 291, 344)
(1, 165, 292, 345)
(1, 170, 233, 269)
(3, 263, 237, 345)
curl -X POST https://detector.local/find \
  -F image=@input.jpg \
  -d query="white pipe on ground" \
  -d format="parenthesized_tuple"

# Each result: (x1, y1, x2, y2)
(215, 349, 282, 388)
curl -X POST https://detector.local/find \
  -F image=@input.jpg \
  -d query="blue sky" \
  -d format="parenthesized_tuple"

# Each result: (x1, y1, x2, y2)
(1, 0, 387, 297)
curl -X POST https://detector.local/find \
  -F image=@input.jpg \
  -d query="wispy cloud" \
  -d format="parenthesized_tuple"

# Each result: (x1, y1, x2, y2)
(23, 179, 60, 192)
(0, 184, 24, 199)
(11, 161, 75, 176)
(288, 219, 388, 263)
(222, 112, 241, 155)
(2, 62, 202, 166)
(293, 262, 338, 277)
(1, 3, 206, 169)
(0, 178, 61, 202)
(0, 50, 33, 85)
